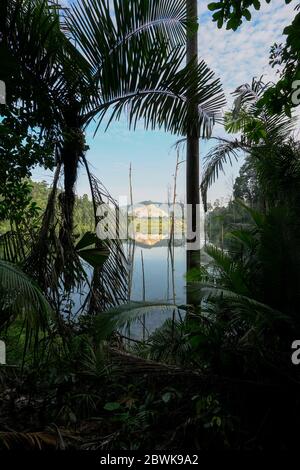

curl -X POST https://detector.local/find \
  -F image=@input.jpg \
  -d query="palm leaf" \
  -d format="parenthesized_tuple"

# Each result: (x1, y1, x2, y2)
(201, 285, 288, 325)
(201, 77, 296, 210)
(94, 301, 177, 339)
(0, 431, 57, 450)
(205, 245, 250, 296)
(0, 260, 53, 332)
(201, 138, 245, 211)
(68, 0, 191, 64)
(231, 77, 296, 142)
(231, 76, 267, 117)
(82, 169, 128, 312)
(68, 0, 225, 137)
(94, 50, 225, 137)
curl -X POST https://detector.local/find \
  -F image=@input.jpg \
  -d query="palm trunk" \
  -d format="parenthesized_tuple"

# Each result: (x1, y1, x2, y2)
(186, 0, 200, 272)
(58, 104, 85, 289)
(186, 0, 201, 308)
(59, 106, 84, 250)
(61, 147, 79, 239)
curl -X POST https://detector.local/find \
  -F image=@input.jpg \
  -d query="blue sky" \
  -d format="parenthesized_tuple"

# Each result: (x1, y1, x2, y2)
(33, 0, 296, 205)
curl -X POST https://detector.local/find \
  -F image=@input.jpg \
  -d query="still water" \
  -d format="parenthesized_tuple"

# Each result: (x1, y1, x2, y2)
(128, 244, 187, 339)
(130, 245, 186, 305)
(74, 239, 208, 339)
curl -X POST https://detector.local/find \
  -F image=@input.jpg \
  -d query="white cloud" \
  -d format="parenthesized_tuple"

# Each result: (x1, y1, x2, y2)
(74, 0, 297, 203)
(196, 1, 296, 202)
(199, 0, 295, 102)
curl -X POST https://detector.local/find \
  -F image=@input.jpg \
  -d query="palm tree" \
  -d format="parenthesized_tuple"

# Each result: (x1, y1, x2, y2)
(201, 78, 297, 213)
(2, 0, 225, 310)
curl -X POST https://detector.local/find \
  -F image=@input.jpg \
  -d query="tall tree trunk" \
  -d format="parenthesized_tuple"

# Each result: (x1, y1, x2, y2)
(186, 0, 200, 273)
(186, 0, 201, 308)
(61, 143, 79, 240)
(58, 103, 85, 289)
(59, 104, 84, 251)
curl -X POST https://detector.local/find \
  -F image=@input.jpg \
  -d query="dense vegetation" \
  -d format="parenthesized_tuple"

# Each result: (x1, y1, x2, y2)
(0, 180, 95, 235)
(1, 0, 300, 452)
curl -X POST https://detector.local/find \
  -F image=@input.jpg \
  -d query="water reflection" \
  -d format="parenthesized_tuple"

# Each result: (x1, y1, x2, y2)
(127, 244, 186, 339)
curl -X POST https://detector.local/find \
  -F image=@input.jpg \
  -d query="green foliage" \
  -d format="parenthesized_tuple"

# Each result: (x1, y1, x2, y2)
(0, 259, 55, 362)
(94, 302, 177, 340)
(75, 232, 109, 268)
(233, 158, 261, 206)
(69, 0, 225, 138)
(0, 260, 53, 330)
(207, 0, 292, 31)
(0, 180, 95, 235)
(0, 108, 54, 225)
(1, 0, 300, 452)
(206, 0, 300, 116)
(201, 78, 298, 212)
(205, 199, 252, 249)
(258, 11, 300, 115)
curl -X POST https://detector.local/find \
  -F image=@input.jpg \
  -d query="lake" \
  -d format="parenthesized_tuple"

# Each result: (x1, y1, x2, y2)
(73, 234, 208, 340)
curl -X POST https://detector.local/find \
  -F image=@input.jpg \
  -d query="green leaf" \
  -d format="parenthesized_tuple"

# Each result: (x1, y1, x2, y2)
(104, 402, 121, 411)
(78, 248, 109, 268)
(217, 17, 223, 29)
(208, 3, 221, 11)
(243, 9, 251, 21)
(94, 301, 177, 339)
(190, 335, 207, 348)
(75, 231, 98, 251)
(162, 392, 173, 403)
(283, 26, 292, 35)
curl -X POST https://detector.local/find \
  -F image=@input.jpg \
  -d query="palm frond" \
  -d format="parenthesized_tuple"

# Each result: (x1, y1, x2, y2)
(145, 318, 191, 365)
(88, 47, 225, 137)
(0, 231, 30, 264)
(233, 200, 266, 229)
(0, 260, 53, 332)
(227, 228, 258, 252)
(232, 76, 268, 117)
(201, 138, 245, 211)
(205, 245, 250, 296)
(84, 170, 128, 312)
(68, 0, 191, 65)
(263, 113, 297, 143)
(68, 0, 225, 137)
(202, 77, 297, 209)
(201, 285, 288, 325)
(94, 301, 177, 339)
(224, 109, 256, 134)
(231, 77, 296, 143)
(0, 431, 59, 450)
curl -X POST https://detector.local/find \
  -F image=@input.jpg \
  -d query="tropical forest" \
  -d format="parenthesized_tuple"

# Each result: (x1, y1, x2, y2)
(1, 0, 300, 455)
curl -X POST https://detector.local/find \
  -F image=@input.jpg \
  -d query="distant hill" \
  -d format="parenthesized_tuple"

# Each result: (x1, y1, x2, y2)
(138, 200, 184, 208)
(139, 200, 163, 206)
(130, 204, 169, 219)
(126, 201, 185, 218)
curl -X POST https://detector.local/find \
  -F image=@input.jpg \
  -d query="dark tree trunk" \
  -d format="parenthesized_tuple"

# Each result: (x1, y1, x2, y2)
(59, 103, 85, 251)
(61, 142, 79, 239)
(186, 0, 200, 274)
(186, 1, 201, 308)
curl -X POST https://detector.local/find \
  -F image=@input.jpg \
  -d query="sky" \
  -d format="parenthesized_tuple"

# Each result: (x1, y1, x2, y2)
(33, 0, 297, 205)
